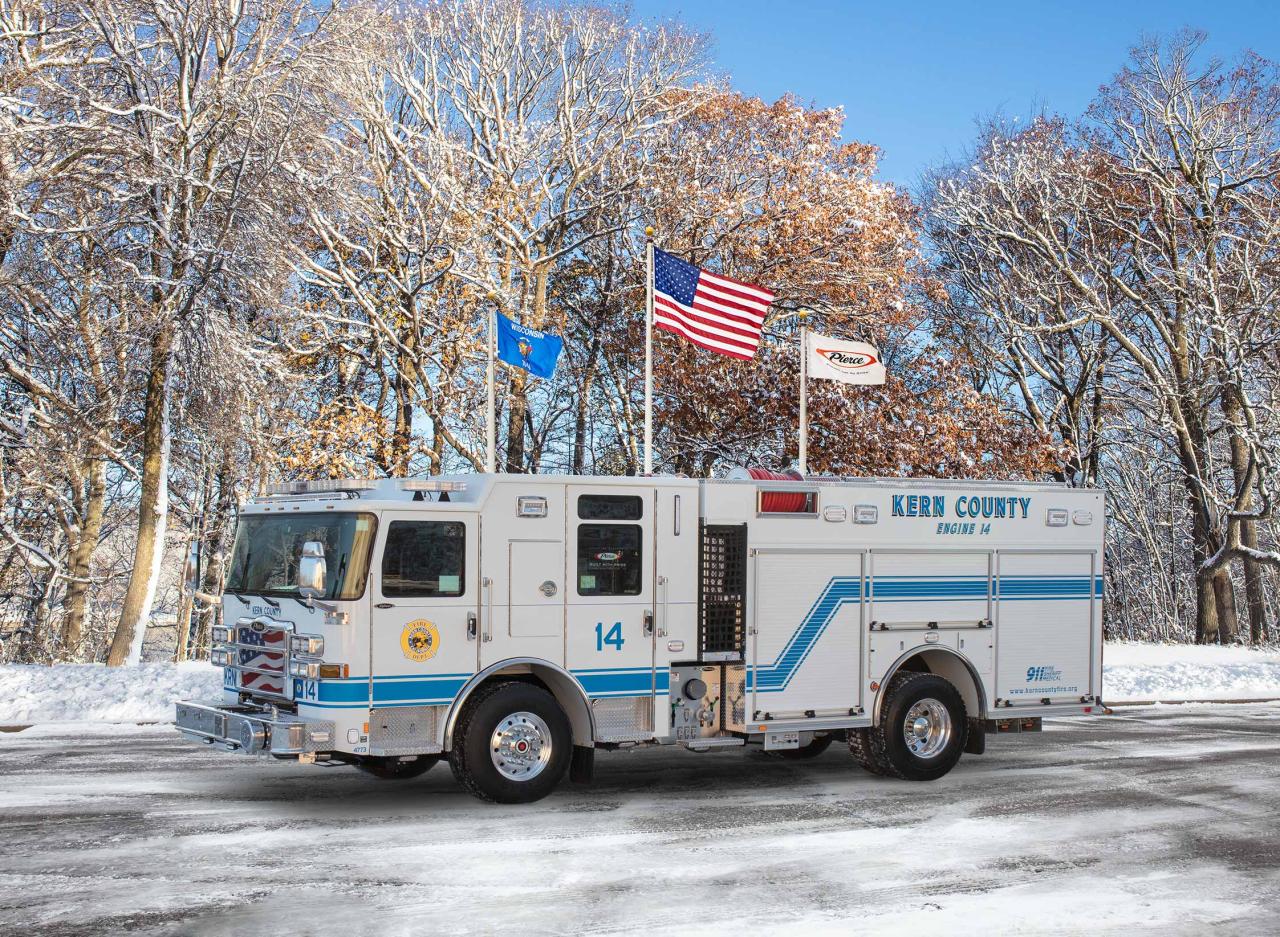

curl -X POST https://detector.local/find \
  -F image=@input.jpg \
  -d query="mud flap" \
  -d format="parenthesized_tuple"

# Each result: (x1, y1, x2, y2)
(570, 745, 595, 784)
(964, 717, 986, 755)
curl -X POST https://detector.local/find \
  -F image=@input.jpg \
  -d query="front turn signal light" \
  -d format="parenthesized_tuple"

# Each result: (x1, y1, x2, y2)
(318, 663, 349, 679)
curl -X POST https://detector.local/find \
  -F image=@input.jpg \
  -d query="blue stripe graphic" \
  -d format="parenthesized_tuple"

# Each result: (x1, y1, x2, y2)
(297, 667, 658, 710)
(294, 573, 1105, 708)
(748, 574, 1102, 694)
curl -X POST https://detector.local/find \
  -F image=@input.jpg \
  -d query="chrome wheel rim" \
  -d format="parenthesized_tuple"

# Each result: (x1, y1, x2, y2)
(490, 711, 553, 781)
(902, 698, 952, 759)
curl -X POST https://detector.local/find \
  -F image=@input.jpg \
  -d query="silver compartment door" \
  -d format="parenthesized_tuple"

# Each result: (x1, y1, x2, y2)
(749, 550, 864, 721)
(995, 550, 1097, 703)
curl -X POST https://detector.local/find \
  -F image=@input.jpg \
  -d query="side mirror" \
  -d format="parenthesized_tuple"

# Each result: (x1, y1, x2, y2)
(297, 540, 327, 600)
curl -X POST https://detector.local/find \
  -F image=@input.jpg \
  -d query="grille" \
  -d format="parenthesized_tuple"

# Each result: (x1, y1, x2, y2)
(699, 523, 747, 660)
(229, 617, 294, 701)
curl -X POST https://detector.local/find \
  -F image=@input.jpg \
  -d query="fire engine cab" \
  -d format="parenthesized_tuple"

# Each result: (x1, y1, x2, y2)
(176, 471, 1105, 803)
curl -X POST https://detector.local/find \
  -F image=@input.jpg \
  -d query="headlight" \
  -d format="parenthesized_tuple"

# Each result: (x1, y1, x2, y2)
(290, 634, 324, 658)
(211, 648, 232, 666)
(211, 626, 230, 644)
(289, 660, 320, 679)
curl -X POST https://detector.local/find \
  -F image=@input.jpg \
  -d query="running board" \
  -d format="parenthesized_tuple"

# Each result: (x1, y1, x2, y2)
(680, 737, 745, 752)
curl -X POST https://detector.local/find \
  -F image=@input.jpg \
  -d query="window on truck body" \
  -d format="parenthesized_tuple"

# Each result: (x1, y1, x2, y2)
(381, 520, 466, 597)
(576, 494, 643, 595)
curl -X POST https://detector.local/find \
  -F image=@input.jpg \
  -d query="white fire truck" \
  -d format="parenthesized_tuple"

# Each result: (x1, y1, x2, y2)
(176, 471, 1106, 803)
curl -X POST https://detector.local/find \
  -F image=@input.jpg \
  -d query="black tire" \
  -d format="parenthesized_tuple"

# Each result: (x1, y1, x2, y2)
(775, 733, 835, 760)
(449, 681, 572, 804)
(356, 754, 440, 780)
(849, 671, 966, 781)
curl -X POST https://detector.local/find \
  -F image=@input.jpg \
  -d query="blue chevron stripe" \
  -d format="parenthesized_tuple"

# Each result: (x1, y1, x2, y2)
(749, 574, 1102, 694)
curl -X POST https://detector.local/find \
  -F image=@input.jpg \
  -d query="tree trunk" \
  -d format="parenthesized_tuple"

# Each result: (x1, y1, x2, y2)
(392, 299, 417, 475)
(1190, 479, 1220, 644)
(1212, 568, 1239, 645)
(1220, 383, 1269, 644)
(107, 326, 175, 666)
(60, 456, 107, 656)
(504, 369, 527, 472)
(194, 450, 238, 657)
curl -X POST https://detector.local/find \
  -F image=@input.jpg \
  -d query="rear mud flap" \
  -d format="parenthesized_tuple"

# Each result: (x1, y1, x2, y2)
(570, 745, 595, 784)
(964, 717, 986, 755)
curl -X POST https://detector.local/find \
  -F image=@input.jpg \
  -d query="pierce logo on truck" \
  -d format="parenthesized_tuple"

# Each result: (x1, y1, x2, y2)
(401, 619, 440, 662)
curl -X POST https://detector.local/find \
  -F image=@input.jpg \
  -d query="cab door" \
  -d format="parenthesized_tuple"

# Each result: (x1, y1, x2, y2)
(371, 512, 478, 709)
(565, 486, 657, 709)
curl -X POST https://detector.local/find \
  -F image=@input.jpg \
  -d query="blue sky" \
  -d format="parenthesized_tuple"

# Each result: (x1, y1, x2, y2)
(631, 0, 1280, 192)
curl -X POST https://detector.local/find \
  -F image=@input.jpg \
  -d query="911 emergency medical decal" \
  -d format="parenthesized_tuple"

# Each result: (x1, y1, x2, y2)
(400, 619, 440, 662)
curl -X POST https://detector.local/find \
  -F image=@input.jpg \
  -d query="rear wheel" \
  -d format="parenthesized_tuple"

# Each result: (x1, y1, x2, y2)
(848, 671, 966, 781)
(449, 681, 571, 804)
(357, 754, 440, 780)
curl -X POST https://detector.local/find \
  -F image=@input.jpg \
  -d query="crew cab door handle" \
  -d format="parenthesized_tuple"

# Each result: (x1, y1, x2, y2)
(467, 611, 478, 640)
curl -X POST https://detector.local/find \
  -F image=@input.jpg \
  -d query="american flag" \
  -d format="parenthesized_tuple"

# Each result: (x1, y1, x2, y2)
(652, 247, 773, 359)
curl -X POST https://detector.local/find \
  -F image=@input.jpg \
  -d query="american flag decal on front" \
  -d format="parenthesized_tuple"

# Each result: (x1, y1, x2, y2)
(652, 248, 773, 359)
(236, 625, 287, 697)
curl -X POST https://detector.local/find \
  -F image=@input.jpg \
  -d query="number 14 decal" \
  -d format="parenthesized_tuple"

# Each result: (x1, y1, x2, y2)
(595, 621, 625, 651)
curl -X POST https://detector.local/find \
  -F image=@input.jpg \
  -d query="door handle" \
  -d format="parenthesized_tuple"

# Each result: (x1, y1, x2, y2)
(467, 611, 477, 641)
(657, 575, 668, 638)
(643, 609, 654, 637)
(375, 602, 395, 610)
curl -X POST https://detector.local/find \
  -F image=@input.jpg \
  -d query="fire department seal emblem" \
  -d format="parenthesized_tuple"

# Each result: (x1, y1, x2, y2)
(400, 619, 440, 663)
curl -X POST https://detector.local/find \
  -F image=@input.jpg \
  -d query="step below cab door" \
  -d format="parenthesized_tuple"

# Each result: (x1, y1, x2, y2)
(370, 512, 478, 712)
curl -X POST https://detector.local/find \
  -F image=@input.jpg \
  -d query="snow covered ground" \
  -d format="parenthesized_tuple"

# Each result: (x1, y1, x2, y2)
(1103, 642, 1280, 702)
(1, 705, 1278, 936)
(2, 642, 1279, 725)
(0, 661, 221, 724)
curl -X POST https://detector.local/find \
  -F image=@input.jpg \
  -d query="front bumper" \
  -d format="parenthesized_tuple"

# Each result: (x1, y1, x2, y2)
(175, 700, 335, 756)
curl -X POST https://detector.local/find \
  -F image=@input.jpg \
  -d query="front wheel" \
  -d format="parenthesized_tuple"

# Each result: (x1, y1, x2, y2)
(849, 671, 966, 781)
(449, 681, 572, 804)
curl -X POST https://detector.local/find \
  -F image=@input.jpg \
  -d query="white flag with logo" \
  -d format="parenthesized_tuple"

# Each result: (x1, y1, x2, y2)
(806, 332, 886, 385)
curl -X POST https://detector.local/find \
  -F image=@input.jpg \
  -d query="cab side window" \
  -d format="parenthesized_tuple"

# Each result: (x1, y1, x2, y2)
(382, 521, 465, 597)
(576, 495, 642, 596)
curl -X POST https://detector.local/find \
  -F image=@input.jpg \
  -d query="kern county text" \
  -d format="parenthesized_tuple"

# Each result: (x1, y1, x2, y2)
(892, 493, 1032, 537)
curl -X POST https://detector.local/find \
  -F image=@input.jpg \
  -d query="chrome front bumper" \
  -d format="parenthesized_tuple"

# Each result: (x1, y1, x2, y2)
(175, 700, 335, 756)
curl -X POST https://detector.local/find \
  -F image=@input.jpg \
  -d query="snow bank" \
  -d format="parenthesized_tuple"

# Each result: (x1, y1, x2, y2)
(1103, 642, 1280, 702)
(0, 662, 222, 725)
(2, 642, 1279, 725)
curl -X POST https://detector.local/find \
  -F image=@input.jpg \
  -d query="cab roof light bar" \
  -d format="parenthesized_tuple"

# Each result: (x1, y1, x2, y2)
(397, 479, 468, 492)
(264, 478, 378, 496)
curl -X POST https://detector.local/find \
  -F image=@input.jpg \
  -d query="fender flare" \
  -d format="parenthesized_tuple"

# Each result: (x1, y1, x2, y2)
(441, 657, 597, 750)
(871, 644, 988, 726)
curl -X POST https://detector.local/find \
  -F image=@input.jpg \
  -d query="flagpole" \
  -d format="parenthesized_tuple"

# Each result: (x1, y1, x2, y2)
(643, 227, 655, 475)
(798, 308, 809, 475)
(486, 294, 496, 473)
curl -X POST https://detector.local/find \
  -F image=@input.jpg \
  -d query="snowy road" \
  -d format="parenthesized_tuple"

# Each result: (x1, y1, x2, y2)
(3, 706, 1279, 936)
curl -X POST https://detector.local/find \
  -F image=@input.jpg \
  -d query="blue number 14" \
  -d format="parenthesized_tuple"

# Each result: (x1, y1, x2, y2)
(595, 621, 625, 652)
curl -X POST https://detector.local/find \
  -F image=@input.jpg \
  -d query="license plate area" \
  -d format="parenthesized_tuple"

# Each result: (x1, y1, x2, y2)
(176, 703, 227, 739)
(764, 730, 800, 751)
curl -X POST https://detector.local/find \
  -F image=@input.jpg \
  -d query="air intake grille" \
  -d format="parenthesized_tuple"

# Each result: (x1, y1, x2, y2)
(699, 523, 747, 660)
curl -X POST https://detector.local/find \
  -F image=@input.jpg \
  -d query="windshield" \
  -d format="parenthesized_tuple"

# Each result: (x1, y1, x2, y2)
(226, 512, 376, 600)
